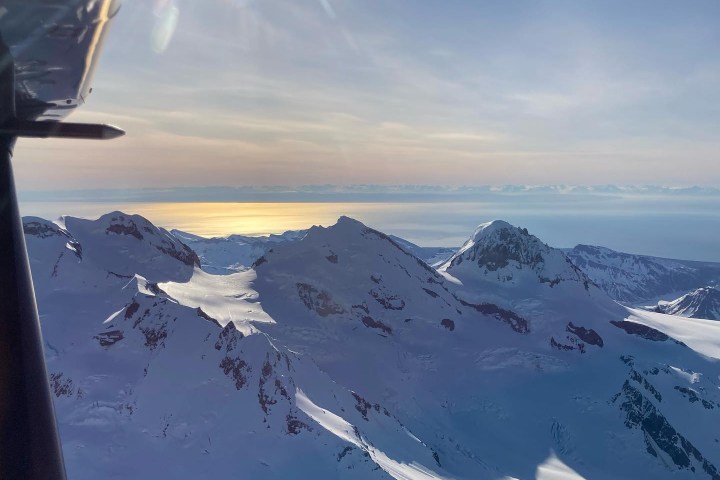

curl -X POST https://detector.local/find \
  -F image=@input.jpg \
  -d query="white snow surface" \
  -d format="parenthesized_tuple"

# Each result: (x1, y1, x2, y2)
(23, 212, 720, 480)
(170, 228, 307, 274)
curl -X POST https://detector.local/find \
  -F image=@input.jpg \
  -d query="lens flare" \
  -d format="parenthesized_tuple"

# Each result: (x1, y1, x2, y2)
(151, 2, 179, 54)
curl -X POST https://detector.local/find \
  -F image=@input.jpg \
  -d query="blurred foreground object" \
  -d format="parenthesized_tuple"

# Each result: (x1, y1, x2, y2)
(0, 1, 122, 478)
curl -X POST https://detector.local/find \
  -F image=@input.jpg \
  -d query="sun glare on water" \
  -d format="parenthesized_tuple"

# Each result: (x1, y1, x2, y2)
(24, 202, 403, 238)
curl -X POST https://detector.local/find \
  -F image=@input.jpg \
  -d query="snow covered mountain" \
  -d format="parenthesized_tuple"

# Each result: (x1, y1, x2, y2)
(171, 228, 455, 274)
(387, 235, 457, 266)
(647, 287, 720, 320)
(170, 228, 307, 274)
(24, 213, 720, 480)
(565, 245, 720, 304)
(438, 220, 624, 353)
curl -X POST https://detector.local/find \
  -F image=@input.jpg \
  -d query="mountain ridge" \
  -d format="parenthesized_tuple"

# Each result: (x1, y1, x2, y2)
(22, 212, 720, 480)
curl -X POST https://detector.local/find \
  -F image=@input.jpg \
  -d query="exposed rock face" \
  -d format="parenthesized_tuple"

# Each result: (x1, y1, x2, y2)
(102, 213, 200, 267)
(441, 319, 455, 331)
(613, 380, 720, 479)
(370, 287, 406, 310)
(550, 322, 605, 354)
(610, 320, 670, 342)
(566, 244, 720, 304)
(449, 224, 542, 272)
(455, 297, 529, 333)
(297, 283, 345, 317)
(94, 330, 124, 348)
(566, 322, 604, 347)
(351, 391, 390, 422)
(24, 219, 72, 240)
(361, 316, 392, 334)
(651, 287, 720, 320)
(674, 387, 716, 410)
(50, 373, 82, 399)
(442, 220, 592, 290)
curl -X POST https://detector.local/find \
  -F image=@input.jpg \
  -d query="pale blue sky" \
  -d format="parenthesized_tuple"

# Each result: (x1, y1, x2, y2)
(14, 0, 720, 190)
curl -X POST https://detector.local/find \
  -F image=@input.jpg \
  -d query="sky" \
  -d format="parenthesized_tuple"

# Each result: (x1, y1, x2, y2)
(12, 0, 720, 191)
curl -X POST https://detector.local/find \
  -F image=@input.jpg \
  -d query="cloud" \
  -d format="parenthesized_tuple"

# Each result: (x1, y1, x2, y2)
(12, 0, 720, 192)
(427, 132, 503, 143)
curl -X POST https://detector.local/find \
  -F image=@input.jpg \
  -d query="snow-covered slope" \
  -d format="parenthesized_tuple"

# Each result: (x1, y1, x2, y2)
(24, 212, 720, 480)
(53, 211, 200, 281)
(53, 291, 448, 480)
(648, 287, 720, 320)
(565, 245, 720, 304)
(438, 220, 623, 353)
(172, 228, 454, 275)
(387, 235, 457, 266)
(170, 228, 306, 274)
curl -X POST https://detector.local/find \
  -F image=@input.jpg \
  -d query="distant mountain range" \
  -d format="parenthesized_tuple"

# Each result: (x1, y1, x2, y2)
(173, 225, 720, 308)
(23, 212, 720, 479)
(565, 245, 720, 304)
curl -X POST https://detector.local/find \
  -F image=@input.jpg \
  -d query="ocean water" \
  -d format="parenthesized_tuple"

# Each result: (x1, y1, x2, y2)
(19, 198, 720, 262)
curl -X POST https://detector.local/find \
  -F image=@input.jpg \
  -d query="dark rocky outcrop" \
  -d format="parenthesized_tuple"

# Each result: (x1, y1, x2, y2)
(550, 337, 576, 352)
(423, 288, 439, 298)
(456, 297, 529, 333)
(297, 283, 345, 317)
(286, 415, 312, 435)
(219, 356, 249, 390)
(610, 320, 669, 342)
(197, 307, 222, 327)
(369, 288, 406, 310)
(361, 316, 392, 335)
(50, 372, 81, 398)
(106, 222, 144, 240)
(24, 220, 71, 239)
(251, 255, 267, 268)
(124, 300, 140, 319)
(674, 386, 716, 410)
(94, 330, 124, 348)
(215, 322, 243, 352)
(448, 226, 544, 272)
(612, 381, 720, 479)
(566, 322, 603, 347)
(352, 391, 390, 421)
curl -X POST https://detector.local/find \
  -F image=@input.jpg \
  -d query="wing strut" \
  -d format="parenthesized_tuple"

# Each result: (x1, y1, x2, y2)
(0, 33, 122, 480)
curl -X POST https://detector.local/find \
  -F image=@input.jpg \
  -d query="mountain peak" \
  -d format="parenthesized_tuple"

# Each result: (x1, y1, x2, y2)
(331, 215, 367, 233)
(300, 216, 375, 245)
(470, 219, 514, 238)
(441, 220, 596, 296)
(337, 215, 362, 225)
(56, 211, 200, 282)
(654, 286, 720, 320)
(445, 220, 546, 272)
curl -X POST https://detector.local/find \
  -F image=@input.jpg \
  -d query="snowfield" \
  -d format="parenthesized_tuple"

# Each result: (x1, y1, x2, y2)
(24, 212, 720, 480)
